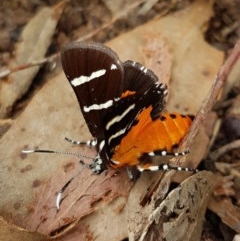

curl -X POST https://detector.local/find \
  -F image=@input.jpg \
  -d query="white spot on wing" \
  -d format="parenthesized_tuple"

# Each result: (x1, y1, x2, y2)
(108, 127, 127, 144)
(111, 159, 120, 165)
(83, 99, 113, 112)
(106, 104, 135, 130)
(99, 140, 105, 151)
(111, 64, 117, 70)
(71, 69, 106, 87)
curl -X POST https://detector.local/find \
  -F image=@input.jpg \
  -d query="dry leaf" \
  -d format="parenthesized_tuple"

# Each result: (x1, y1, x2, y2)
(208, 197, 240, 233)
(0, 216, 45, 241)
(142, 33, 172, 87)
(0, 2, 66, 118)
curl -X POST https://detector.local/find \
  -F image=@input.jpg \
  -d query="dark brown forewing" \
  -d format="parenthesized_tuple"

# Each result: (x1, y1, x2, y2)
(61, 42, 124, 138)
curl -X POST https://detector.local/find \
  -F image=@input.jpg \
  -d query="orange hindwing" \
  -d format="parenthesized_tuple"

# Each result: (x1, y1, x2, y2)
(111, 107, 193, 168)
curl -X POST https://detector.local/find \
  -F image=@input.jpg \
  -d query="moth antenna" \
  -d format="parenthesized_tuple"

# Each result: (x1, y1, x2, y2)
(21, 149, 94, 162)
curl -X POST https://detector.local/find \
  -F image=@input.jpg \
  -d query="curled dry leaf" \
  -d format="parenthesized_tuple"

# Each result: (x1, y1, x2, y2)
(208, 198, 240, 234)
(138, 171, 216, 241)
(0, 1, 66, 118)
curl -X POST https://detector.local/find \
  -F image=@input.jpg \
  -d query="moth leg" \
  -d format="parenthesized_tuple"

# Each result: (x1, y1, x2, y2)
(137, 151, 198, 173)
(65, 137, 97, 147)
(126, 166, 141, 180)
(147, 149, 190, 157)
(136, 162, 198, 173)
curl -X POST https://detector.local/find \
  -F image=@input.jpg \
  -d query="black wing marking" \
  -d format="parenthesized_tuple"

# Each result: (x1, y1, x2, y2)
(123, 60, 159, 93)
(61, 42, 124, 138)
(123, 61, 168, 120)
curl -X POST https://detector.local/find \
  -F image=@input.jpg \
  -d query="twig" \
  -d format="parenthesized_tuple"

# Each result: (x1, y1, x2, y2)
(209, 139, 240, 161)
(0, 53, 58, 79)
